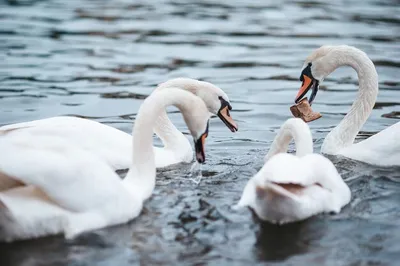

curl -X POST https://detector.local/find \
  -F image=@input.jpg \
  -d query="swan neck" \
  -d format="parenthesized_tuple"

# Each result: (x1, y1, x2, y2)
(152, 79, 206, 150)
(265, 119, 313, 161)
(322, 46, 378, 154)
(125, 90, 195, 200)
(153, 111, 188, 149)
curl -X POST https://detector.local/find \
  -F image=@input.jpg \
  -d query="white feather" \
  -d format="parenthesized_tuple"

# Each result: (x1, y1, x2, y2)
(302, 45, 399, 166)
(0, 78, 234, 173)
(0, 88, 211, 242)
(236, 118, 351, 224)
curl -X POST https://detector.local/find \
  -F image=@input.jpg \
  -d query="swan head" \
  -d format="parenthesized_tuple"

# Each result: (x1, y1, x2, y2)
(196, 86, 237, 133)
(295, 45, 369, 104)
(180, 95, 211, 164)
(235, 153, 351, 224)
(295, 45, 338, 104)
(193, 120, 209, 164)
(157, 78, 238, 132)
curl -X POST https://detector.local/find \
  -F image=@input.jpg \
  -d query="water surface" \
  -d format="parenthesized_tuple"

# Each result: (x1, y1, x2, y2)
(0, 0, 399, 265)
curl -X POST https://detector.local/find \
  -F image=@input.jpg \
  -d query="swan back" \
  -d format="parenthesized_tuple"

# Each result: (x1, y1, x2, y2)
(236, 153, 350, 224)
(340, 121, 400, 166)
(0, 116, 133, 171)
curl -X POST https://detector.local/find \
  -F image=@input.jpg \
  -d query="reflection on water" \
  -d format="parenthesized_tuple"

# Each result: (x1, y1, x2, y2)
(254, 219, 314, 262)
(0, 0, 399, 265)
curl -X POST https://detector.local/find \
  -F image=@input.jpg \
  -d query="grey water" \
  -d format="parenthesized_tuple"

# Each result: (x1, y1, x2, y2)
(0, 0, 399, 265)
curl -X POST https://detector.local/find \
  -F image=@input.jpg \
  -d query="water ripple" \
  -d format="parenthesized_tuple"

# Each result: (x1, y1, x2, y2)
(0, 0, 399, 265)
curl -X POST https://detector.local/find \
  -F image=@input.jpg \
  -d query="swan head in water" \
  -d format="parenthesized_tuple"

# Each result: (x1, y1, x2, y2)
(235, 153, 351, 224)
(157, 78, 238, 132)
(192, 120, 209, 163)
(177, 94, 210, 163)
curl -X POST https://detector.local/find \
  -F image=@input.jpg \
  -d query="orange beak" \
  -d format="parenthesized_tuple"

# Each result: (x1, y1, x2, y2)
(295, 75, 313, 103)
(218, 106, 238, 132)
(201, 132, 207, 151)
(195, 132, 208, 163)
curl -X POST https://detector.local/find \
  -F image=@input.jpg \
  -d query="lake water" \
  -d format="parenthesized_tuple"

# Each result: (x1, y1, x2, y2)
(0, 0, 399, 265)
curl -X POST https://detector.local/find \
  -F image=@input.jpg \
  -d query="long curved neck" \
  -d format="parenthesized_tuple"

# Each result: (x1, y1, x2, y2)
(152, 79, 206, 150)
(321, 46, 379, 154)
(264, 118, 313, 162)
(124, 90, 197, 200)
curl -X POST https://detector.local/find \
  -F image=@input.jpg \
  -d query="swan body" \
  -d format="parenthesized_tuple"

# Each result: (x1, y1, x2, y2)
(0, 88, 211, 242)
(0, 78, 237, 171)
(236, 118, 351, 224)
(295, 45, 399, 166)
(339, 122, 400, 167)
(0, 116, 186, 173)
(0, 116, 133, 171)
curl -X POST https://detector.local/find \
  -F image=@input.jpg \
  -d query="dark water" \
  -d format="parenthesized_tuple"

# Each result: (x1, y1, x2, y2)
(1, 0, 400, 265)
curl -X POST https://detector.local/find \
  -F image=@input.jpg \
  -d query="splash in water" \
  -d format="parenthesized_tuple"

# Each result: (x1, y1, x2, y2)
(187, 161, 203, 185)
(159, 161, 203, 185)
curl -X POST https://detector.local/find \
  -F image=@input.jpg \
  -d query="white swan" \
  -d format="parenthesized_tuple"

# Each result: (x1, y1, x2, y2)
(235, 118, 351, 224)
(294, 45, 399, 166)
(0, 78, 237, 172)
(0, 88, 211, 242)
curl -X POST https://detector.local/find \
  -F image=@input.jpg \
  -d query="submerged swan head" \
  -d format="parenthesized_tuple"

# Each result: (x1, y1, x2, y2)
(157, 78, 238, 132)
(181, 101, 210, 163)
(236, 153, 351, 224)
(138, 87, 211, 164)
(128, 88, 212, 201)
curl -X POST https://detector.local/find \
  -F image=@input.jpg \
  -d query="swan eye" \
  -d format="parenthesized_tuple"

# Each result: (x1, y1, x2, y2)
(299, 62, 313, 81)
(218, 96, 232, 110)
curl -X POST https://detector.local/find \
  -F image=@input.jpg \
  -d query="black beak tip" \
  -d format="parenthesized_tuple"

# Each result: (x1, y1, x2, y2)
(230, 124, 238, 132)
(218, 113, 238, 133)
(194, 138, 206, 164)
(309, 83, 319, 105)
(196, 153, 205, 164)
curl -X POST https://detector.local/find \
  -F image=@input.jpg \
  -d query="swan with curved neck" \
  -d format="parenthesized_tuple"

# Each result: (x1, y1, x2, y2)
(294, 45, 399, 166)
(0, 78, 237, 191)
(152, 78, 237, 167)
(0, 88, 210, 242)
(236, 118, 351, 224)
